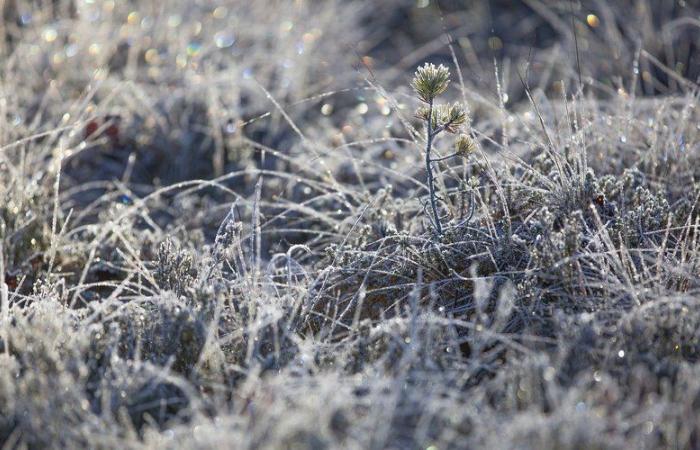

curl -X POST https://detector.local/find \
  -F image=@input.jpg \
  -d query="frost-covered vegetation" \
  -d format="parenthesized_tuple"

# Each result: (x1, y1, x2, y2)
(1, 0, 700, 448)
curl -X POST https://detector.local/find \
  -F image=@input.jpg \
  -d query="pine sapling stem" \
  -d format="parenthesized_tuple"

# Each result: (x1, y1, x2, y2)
(425, 99, 442, 236)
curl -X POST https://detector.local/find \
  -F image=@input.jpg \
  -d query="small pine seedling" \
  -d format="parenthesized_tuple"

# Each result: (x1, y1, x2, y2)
(412, 63, 474, 236)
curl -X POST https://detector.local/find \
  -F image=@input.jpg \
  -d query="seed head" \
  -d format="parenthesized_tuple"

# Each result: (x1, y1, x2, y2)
(415, 105, 440, 129)
(412, 63, 450, 103)
(455, 134, 476, 157)
(439, 103, 468, 133)
(415, 105, 432, 122)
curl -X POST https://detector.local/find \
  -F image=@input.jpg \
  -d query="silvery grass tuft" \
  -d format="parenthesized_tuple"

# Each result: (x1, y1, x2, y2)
(455, 133, 476, 157)
(412, 63, 474, 236)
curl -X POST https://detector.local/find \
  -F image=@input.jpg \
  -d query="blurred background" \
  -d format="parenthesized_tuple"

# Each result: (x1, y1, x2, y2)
(1, 0, 697, 190)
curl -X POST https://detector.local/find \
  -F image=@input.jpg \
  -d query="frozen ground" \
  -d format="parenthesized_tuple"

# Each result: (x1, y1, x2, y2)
(1, 1, 700, 448)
